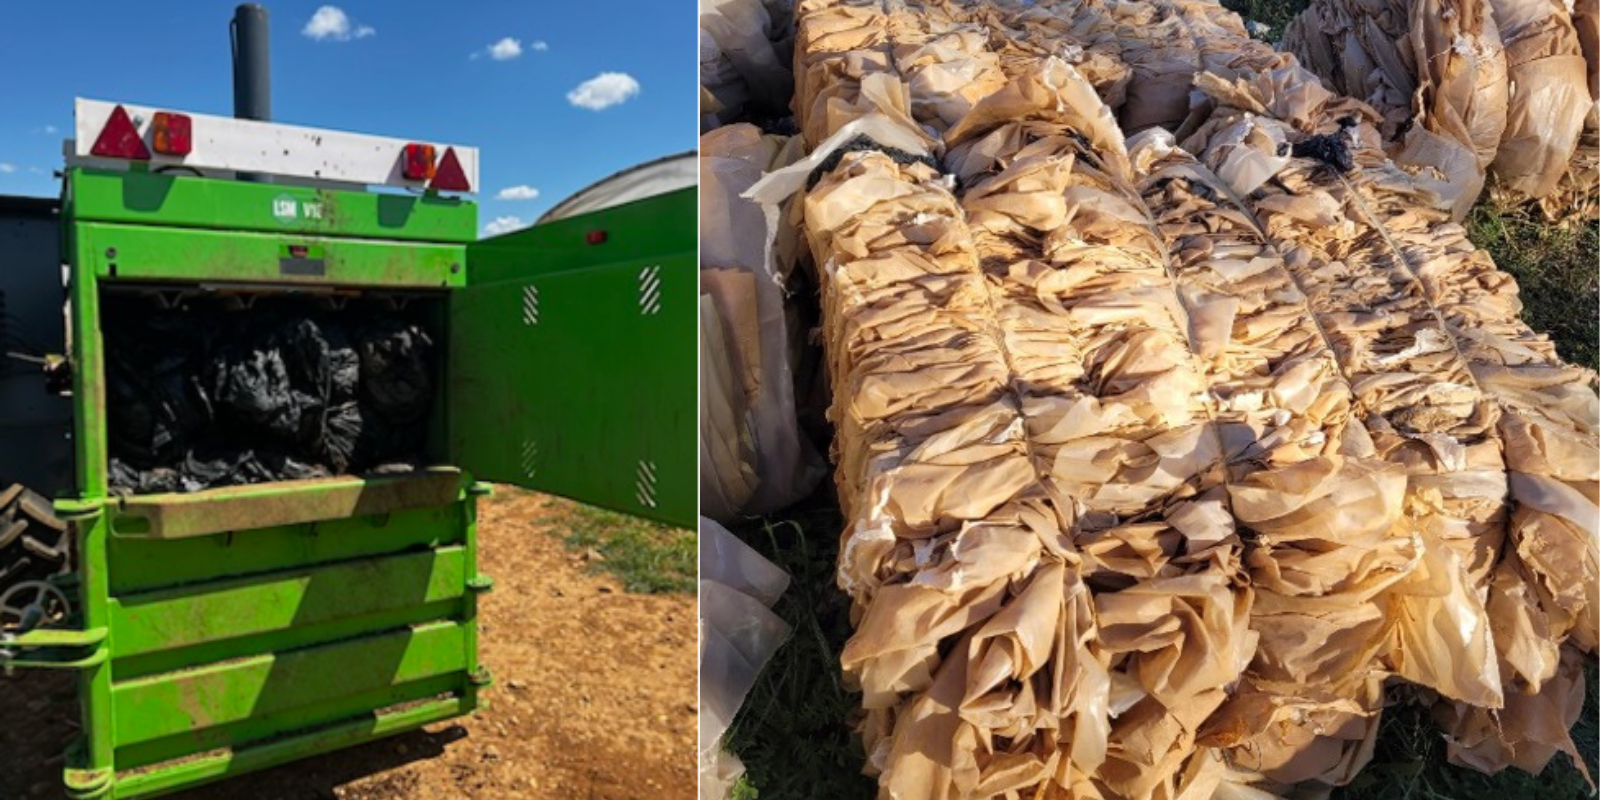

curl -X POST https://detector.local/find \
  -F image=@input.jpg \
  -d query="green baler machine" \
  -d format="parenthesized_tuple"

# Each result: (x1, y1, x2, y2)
(0, 110, 693, 798)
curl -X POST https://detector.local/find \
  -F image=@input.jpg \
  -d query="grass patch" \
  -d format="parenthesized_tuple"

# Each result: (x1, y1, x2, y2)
(1220, 0, 1307, 40)
(724, 491, 877, 800)
(1334, 666, 1599, 800)
(1467, 201, 1600, 372)
(560, 504, 695, 594)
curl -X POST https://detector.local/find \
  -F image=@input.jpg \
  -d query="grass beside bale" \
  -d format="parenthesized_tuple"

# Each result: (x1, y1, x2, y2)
(724, 496, 878, 800)
(1467, 200, 1600, 372)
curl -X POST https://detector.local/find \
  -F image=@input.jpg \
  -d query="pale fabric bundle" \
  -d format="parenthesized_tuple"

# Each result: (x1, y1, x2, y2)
(1179, 62, 1594, 784)
(1483, 0, 1590, 199)
(1169, 95, 1511, 775)
(1541, 0, 1598, 222)
(1336, 154, 1598, 775)
(945, 61, 1251, 800)
(771, 0, 1596, 796)
(1282, 0, 1509, 218)
(885, 11, 1010, 136)
(785, 2, 1254, 795)
(958, 0, 1134, 109)
(700, 125, 825, 521)
(1285, 0, 1592, 217)
(1126, 131, 1415, 795)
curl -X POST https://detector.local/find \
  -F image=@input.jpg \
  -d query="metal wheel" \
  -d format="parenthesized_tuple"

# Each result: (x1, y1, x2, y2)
(0, 580, 70, 633)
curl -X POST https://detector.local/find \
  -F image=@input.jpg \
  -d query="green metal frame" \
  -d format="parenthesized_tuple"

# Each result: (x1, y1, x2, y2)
(6, 168, 695, 799)
(453, 188, 698, 529)
(15, 169, 489, 800)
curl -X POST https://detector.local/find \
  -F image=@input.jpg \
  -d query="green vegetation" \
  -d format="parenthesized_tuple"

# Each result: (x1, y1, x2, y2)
(725, 501, 877, 800)
(561, 503, 696, 594)
(1335, 673, 1598, 800)
(1220, 0, 1306, 39)
(1467, 201, 1600, 372)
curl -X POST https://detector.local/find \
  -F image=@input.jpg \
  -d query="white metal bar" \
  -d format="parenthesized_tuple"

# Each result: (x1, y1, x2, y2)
(73, 98, 479, 193)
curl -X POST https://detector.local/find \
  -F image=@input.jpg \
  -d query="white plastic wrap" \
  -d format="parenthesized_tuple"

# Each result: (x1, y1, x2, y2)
(700, 125, 826, 521)
(697, 518, 792, 800)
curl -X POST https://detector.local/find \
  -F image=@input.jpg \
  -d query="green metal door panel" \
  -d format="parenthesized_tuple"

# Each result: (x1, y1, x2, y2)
(110, 548, 466, 657)
(452, 190, 696, 529)
(68, 169, 477, 242)
(110, 694, 470, 800)
(468, 187, 696, 282)
(109, 469, 467, 540)
(448, 255, 695, 528)
(76, 222, 465, 288)
(112, 621, 467, 747)
(105, 504, 467, 595)
(117, 673, 466, 773)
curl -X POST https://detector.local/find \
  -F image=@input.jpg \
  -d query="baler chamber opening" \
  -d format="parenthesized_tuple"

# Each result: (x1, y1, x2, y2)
(101, 286, 448, 495)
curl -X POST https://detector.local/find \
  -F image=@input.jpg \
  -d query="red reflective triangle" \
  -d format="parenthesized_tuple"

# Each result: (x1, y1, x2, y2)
(429, 147, 470, 192)
(90, 105, 151, 160)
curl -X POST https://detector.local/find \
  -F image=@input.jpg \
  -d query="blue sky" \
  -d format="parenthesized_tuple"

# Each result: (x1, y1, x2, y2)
(0, 1, 697, 235)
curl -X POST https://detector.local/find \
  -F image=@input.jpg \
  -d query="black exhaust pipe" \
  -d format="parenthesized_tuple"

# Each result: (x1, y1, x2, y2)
(231, 4, 271, 181)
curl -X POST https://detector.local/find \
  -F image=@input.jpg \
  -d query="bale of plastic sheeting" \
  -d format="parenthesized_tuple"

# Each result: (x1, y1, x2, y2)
(748, 0, 1598, 796)
(701, 0, 795, 128)
(699, 124, 825, 522)
(1484, 0, 1589, 199)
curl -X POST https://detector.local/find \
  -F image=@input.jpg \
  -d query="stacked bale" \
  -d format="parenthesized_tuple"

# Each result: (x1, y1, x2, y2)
(1285, 0, 1594, 220)
(761, 0, 1598, 796)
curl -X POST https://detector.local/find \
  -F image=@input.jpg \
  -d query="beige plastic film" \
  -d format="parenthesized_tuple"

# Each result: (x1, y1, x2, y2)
(1179, 70, 1593, 779)
(777, 0, 1598, 796)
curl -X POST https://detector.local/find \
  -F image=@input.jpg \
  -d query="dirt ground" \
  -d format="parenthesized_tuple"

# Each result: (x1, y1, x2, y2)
(0, 488, 697, 800)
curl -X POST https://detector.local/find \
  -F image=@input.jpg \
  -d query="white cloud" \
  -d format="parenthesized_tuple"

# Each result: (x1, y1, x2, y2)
(34, 124, 57, 135)
(302, 6, 374, 41)
(28, 167, 46, 175)
(496, 185, 540, 201)
(567, 72, 640, 111)
(0, 163, 14, 174)
(483, 216, 527, 236)
(530, 40, 549, 52)
(487, 37, 522, 60)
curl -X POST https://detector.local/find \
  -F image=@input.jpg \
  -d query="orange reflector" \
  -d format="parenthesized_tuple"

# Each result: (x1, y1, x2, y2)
(90, 105, 151, 160)
(151, 112, 192, 156)
(402, 143, 436, 181)
(586, 230, 607, 245)
(429, 147, 470, 192)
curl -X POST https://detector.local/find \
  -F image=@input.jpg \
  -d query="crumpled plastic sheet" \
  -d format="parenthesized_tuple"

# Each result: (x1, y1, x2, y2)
(1179, 52, 1597, 783)
(699, 517, 793, 800)
(1482, 0, 1590, 199)
(700, 124, 826, 521)
(1286, 0, 1591, 215)
(767, 0, 1598, 797)
(702, 0, 797, 130)
(1282, 0, 1508, 219)
(106, 296, 434, 494)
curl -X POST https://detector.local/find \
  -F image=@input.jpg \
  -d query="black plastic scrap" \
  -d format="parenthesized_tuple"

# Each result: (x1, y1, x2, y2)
(105, 296, 436, 494)
(806, 134, 942, 189)
(1291, 117, 1359, 173)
